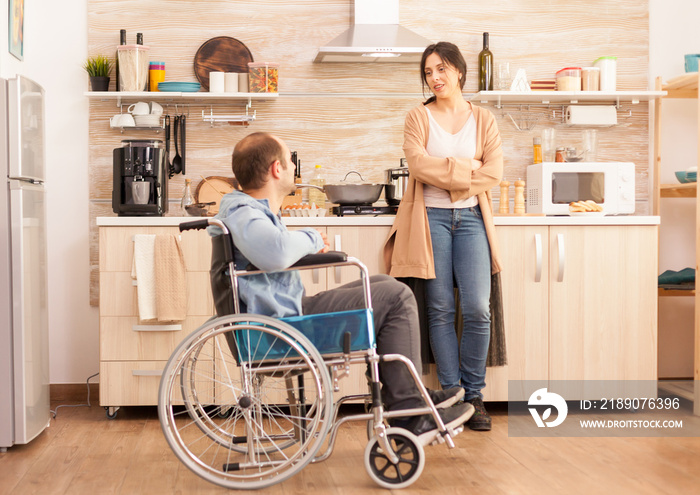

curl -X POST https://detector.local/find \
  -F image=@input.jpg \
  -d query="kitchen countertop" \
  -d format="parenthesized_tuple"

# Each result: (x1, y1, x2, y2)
(97, 215, 660, 227)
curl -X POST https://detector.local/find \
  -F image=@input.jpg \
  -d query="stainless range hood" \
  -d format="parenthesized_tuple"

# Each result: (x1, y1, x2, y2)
(314, 0, 432, 63)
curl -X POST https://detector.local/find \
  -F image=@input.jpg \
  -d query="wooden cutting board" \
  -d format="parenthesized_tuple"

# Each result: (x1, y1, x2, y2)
(195, 176, 240, 215)
(193, 37, 254, 91)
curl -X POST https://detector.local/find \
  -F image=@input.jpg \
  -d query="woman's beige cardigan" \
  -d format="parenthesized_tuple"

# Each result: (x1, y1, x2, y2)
(383, 102, 504, 279)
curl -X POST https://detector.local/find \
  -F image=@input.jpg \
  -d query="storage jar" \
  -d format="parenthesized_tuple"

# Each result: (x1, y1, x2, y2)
(593, 56, 617, 91)
(118, 44, 149, 92)
(581, 67, 600, 91)
(556, 67, 582, 91)
(247, 62, 279, 93)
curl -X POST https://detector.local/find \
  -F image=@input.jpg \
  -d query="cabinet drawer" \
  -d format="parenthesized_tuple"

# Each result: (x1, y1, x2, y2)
(99, 271, 214, 316)
(99, 227, 212, 272)
(100, 316, 211, 361)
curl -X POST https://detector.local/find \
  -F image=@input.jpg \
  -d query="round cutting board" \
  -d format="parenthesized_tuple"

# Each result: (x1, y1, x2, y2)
(195, 176, 240, 215)
(194, 37, 254, 91)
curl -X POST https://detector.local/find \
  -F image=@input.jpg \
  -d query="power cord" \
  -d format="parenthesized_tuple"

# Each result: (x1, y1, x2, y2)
(50, 372, 99, 419)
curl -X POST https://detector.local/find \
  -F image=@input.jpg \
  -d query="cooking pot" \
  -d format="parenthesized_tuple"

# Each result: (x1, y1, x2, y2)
(385, 158, 409, 206)
(299, 171, 386, 205)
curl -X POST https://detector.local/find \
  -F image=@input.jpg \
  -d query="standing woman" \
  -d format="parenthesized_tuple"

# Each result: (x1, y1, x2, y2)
(384, 42, 503, 431)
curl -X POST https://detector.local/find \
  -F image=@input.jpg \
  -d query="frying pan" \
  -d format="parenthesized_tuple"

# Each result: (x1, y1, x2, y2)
(299, 171, 386, 205)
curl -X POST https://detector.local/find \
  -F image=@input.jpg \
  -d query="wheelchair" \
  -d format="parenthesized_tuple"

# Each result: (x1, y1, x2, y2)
(158, 218, 464, 490)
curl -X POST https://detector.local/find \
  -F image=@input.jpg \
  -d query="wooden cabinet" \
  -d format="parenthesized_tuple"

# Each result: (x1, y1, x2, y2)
(653, 73, 700, 413)
(483, 224, 657, 401)
(98, 226, 214, 415)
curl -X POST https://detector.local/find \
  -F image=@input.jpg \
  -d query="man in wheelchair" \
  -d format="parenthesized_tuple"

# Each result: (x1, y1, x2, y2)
(209, 132, 474, 445)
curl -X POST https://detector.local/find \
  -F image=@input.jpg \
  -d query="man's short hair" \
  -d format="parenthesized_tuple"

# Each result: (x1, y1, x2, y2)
(232, 132, 287, 190)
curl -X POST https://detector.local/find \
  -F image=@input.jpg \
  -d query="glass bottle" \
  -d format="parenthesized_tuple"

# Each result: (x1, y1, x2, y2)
(181, 178, 194, 215)
(309, 164, 326, 209)
(478, 32, 493, 91)
(533, 137, 543, 164)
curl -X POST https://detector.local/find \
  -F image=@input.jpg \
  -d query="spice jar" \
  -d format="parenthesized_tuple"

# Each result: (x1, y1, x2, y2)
(555, 147, 566, 162)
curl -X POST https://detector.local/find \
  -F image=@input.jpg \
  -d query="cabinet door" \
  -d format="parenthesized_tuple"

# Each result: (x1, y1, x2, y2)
(288, 226, 326, 296)
(326, 226, 391, 289)
(484, 226, 550, 401)
(548, 226, 658, 382)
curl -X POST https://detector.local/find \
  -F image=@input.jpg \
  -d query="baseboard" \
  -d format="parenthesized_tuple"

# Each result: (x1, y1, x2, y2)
(50, 383, 99, 403)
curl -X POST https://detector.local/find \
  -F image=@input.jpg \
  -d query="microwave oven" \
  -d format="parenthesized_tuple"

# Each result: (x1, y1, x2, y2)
(526, 162, 635, 215)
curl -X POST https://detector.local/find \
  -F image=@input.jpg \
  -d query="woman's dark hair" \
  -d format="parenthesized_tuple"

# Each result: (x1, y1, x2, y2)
(420, 41, 467, 105)
(231, 132, 287, 190)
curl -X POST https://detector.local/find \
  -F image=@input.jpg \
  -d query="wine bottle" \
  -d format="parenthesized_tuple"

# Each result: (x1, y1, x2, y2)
(116, 29, 126, 91)
(478, 32, 493, 91)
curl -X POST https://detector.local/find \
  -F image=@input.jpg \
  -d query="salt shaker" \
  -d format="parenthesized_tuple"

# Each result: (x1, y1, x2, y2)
(514, 179, 525, 215)
(499, 180, 510, 214)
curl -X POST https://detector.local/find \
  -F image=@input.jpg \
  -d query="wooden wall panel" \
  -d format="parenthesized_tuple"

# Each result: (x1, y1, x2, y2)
(88, 0, 650, 304)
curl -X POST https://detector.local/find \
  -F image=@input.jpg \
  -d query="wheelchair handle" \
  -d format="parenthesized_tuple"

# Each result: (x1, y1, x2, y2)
(179, 219, 211, 232)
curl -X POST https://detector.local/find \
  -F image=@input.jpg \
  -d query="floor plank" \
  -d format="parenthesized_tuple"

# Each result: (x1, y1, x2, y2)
(2, 401, 700, 494)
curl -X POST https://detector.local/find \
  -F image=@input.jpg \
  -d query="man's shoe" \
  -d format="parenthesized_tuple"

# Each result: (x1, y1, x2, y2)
(428, 387, 465, 409)
(394, 402, 474, 446)
(466, 397, 492, 431)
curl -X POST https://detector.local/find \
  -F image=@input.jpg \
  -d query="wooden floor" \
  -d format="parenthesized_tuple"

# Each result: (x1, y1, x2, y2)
(3, 400, 700, 495)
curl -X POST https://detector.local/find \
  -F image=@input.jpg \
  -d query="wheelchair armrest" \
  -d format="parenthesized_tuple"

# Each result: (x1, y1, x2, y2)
(244, 251, 348, 272)
(292, 251, 347, 267)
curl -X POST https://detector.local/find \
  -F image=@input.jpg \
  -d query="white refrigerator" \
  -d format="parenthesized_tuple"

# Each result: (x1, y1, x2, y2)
(0, 75, 50, 451)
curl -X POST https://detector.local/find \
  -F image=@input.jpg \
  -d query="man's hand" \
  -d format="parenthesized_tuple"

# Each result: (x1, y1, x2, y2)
(317, 230, 330, 253)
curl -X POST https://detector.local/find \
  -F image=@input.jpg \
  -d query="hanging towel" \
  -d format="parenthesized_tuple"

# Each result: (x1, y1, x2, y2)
(155, 234, 187, 322)
(131, 234, 157, 321)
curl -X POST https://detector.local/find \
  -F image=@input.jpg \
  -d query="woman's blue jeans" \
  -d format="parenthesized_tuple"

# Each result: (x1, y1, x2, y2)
(425, 205, 491, 400)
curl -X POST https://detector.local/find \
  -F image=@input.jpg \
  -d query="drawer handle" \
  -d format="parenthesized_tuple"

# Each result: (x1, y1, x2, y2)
(132, 324, 182, 332)
(131, 370, 163, 377)
(556, 233, 565, 283)
(534, 233, 542, 283)
(334, 234, 342, 284)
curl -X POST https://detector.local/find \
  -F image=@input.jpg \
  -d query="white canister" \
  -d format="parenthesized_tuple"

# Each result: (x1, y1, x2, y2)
(238, 73, 249, 92)
(209, 71, 225, 93)
(224, 72, 238, 93)
(593, 56, 617, 91)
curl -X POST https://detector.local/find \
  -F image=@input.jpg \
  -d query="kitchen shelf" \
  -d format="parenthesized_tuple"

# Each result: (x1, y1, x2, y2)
(659, 288, 695, 297)
(472, 90, 666, 108)
(660, 182, 698, 198)
(653, 71, 700, 414)
(85, 91, 278, 107)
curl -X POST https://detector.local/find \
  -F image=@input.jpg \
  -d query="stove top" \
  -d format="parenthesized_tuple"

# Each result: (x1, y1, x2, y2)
(332, 205, 398, 216)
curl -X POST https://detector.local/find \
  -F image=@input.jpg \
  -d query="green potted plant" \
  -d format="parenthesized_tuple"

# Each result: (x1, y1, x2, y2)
(84, 55, 113, 91)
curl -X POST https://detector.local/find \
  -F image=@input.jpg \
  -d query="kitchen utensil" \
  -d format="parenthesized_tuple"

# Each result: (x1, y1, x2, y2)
(209, 71, 225, 93)
(185, 202, 215, 216)
(385, 160, 410, 206)
(172, 115, 182, 174)
(195, 176, 239, 214)
(127, 102, 150, 116)
(131, 179, 150, 204)
(110, 113, 135, 128)
(164, 115, 172, 177)
(685, 54, 700, 73)
(194, 36, 254, 91)
(582, 129, 597, 161)
(299, 171, 386, 205)
(180, 114, 186, 175)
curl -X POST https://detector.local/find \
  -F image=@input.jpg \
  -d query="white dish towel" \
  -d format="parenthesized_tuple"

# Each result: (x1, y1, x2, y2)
(131, 234, 157, 321)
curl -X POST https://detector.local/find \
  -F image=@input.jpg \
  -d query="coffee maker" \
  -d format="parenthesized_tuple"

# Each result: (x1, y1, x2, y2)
(112, 139, 168, 216)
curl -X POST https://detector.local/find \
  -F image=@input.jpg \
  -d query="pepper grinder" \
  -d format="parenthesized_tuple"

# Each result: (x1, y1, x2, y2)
(514, 179, 525, 215)
(499, 180, 510, 214)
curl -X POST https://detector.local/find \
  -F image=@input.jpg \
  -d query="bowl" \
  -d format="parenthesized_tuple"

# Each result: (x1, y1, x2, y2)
(675, 171, 696, 184)
(685, 54, 700, 73)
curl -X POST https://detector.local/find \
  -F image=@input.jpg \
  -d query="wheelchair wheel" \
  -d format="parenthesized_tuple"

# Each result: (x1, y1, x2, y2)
(364, 427, 425, 489)
(158, 314, 333, 490)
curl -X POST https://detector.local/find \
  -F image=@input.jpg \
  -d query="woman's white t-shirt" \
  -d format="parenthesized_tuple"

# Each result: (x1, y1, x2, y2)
(423, 106, 478, 208)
